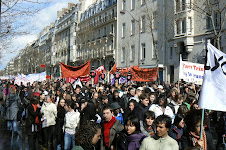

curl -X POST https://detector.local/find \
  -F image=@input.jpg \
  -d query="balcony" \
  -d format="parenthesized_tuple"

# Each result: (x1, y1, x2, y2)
(106, 49, 114, 56)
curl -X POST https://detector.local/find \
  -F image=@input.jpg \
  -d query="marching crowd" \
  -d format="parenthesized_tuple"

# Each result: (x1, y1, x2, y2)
(0, 79, 225, 150)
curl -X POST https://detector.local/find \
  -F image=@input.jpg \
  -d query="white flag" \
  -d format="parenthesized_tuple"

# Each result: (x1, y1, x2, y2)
(199, 43, 226, 111)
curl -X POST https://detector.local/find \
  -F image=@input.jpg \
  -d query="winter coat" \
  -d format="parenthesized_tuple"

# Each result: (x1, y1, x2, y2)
(56, 106, 66, 144)
(149, 104, 174, 119)
(5, 93, 21, 120)
(64, 110, 80, 135)
(40, 102, 57, 127)
(26, 103, 42, 128)
(116, 130, 146, 150)
(168, 125, 184, 150)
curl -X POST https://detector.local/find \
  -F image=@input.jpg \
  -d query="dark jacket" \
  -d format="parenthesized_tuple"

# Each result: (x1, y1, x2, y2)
(116, 130, 146, 150)
(26, 103, 41, 127)
(182, 130, 216, 150)
(56, 106, 66, 144)
(168, 125, 184, 150)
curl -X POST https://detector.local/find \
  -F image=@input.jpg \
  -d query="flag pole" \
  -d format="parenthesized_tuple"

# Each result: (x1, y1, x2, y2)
(199, 40, 211, 148)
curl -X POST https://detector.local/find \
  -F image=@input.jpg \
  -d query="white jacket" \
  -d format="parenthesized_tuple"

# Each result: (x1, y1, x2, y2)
(64, 110, 80, 134)
(149, 104, 174, 119)
(41, 102, 57, 127)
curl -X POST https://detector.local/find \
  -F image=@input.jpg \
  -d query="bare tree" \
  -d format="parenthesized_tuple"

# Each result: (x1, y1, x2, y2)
(0, 0, 52, 63)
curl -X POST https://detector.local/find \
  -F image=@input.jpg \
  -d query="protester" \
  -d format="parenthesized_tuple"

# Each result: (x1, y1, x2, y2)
(64, 100, 80, 150)
(5, 85, 21, 135)
(101, 105, 124, 149)
(140, 110, 156, 137)
(140, 115, 179, 150)
(73, 121, 101, 150)
(116, 115, 146, 150)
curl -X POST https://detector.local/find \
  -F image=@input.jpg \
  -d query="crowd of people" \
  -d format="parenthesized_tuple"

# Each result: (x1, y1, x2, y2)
(0, 79, 225, 150)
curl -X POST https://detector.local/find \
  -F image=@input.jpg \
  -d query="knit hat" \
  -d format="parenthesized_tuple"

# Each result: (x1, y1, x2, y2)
(111, 102, 121, 110)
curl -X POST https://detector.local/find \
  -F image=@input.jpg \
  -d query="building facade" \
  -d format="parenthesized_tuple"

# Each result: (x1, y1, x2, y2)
(77, 0, 117, 73)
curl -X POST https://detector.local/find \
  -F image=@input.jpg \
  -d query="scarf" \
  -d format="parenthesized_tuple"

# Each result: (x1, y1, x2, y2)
(189, 130, 207, 150)
(103, 117, 116, 147)
(32, 104, 39, 124)
(125, 133, 145, 150)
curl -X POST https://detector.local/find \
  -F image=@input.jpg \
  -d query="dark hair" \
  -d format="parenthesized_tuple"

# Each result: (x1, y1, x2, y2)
(65, 100, 75, 109)
(103, 105, 114, 113)
(177, 105, 189, 115)
(157, 94, 167, 107)
(74, 121, 101, 147)
(128, 99, 138, 108)
(125, 115, 141, 132)
(143, 110, 155, 122)
(185, 109, 204, 132)
(174, 114, 185, 126)
(31, 96, 39, 104)
(139, 93, 150, 100)
(155, 115, 172, 129)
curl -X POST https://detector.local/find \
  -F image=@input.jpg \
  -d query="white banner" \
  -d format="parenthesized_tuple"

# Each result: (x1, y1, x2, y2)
(199, 43, 226, 111)
(15, 72, 46, 86)
(179, 58, 204, 85)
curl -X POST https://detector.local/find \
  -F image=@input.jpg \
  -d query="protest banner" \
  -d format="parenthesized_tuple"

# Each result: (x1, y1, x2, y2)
(179, 58, 204, 85)
(60, 61, 90, 78)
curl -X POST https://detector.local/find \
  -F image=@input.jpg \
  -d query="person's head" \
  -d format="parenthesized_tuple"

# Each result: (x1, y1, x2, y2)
(111, 102, 121, 116)
(136, 87, 143, 96)
(10, 85, 16, 94)
(75, 86, 81, 94)
(125, 115, 140, 135)
(74, 121, 101, 147)
(143, 110, 155, 126)
(157, 85, 164, 93)
(56, 90, 61, 96)
(155, 115, 172, 138)
(192, 102, 199, 110)
(93, 92, 99, 100)
(157, 94, 167, 107)
(65, 100, 75, 112)
(177, 105, 189, 115)
(40, 92, 45, 100)
(72, 94, 77, 101)
(185, 109, 204, 135)
(175, 94, 184, 104)
(129, 88, 136, 96)
(113, 90, 119, 98)
(103, 105, 114, 122)
(80, 98, 88, 111)
(149, 92, 156, 104)
(128, 99, 137, 111)
(31, 96, 39, 104)
(59, 99, 65, 107)
(139, 93, 150, 107)
(101, 95, 108, 104)
(45, 95, 51, 103)
(174, 114, 185, 129)
(169, 88, 178, 99)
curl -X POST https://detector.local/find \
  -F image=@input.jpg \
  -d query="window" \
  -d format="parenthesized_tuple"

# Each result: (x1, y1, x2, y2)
(110, 40, 113, 50)
(206, 15, 212, 29)
(121, 47, 125, 62)
(170, 47, 173, 59)
(131, 20, 135, 35)
(104, 27, 107, 36)
(111, 24, 114, 33)
(98, 29, 101, 38)
(130, 45, 135, 61)
(122, 23, 126, 38)
(152, 11, 157, 29)
(214, 11, 221, 28)
(131, 0, 135, 10)
(140, 43, 146, 60)
(182, 0, 186, 11)
(182, 18, 186, 33)
(141, 16, 146, 32)
(188, 17, 192, 33)
(176, 0, 180, 12)
(176, 20, 180, 34)
(122, 0, 126, 10)
(141, 0, 146, 6)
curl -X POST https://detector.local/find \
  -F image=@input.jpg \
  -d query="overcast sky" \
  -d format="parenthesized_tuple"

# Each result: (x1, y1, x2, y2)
(0, 0, 79, 70)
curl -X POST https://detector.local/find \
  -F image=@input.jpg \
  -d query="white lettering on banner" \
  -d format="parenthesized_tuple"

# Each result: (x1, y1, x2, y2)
(199, 43, 226, 112)
(179, 60, 204, 85)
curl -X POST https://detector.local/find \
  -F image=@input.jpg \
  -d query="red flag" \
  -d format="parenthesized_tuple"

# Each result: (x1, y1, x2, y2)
(40, 64, 46, 68)
(94, 66, 106, 84)
(60, 61, 90, 78)
(46, 75, 51, 79)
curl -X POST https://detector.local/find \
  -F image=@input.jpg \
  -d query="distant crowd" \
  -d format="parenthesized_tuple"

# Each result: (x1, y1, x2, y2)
(0, 79, 225, 150)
